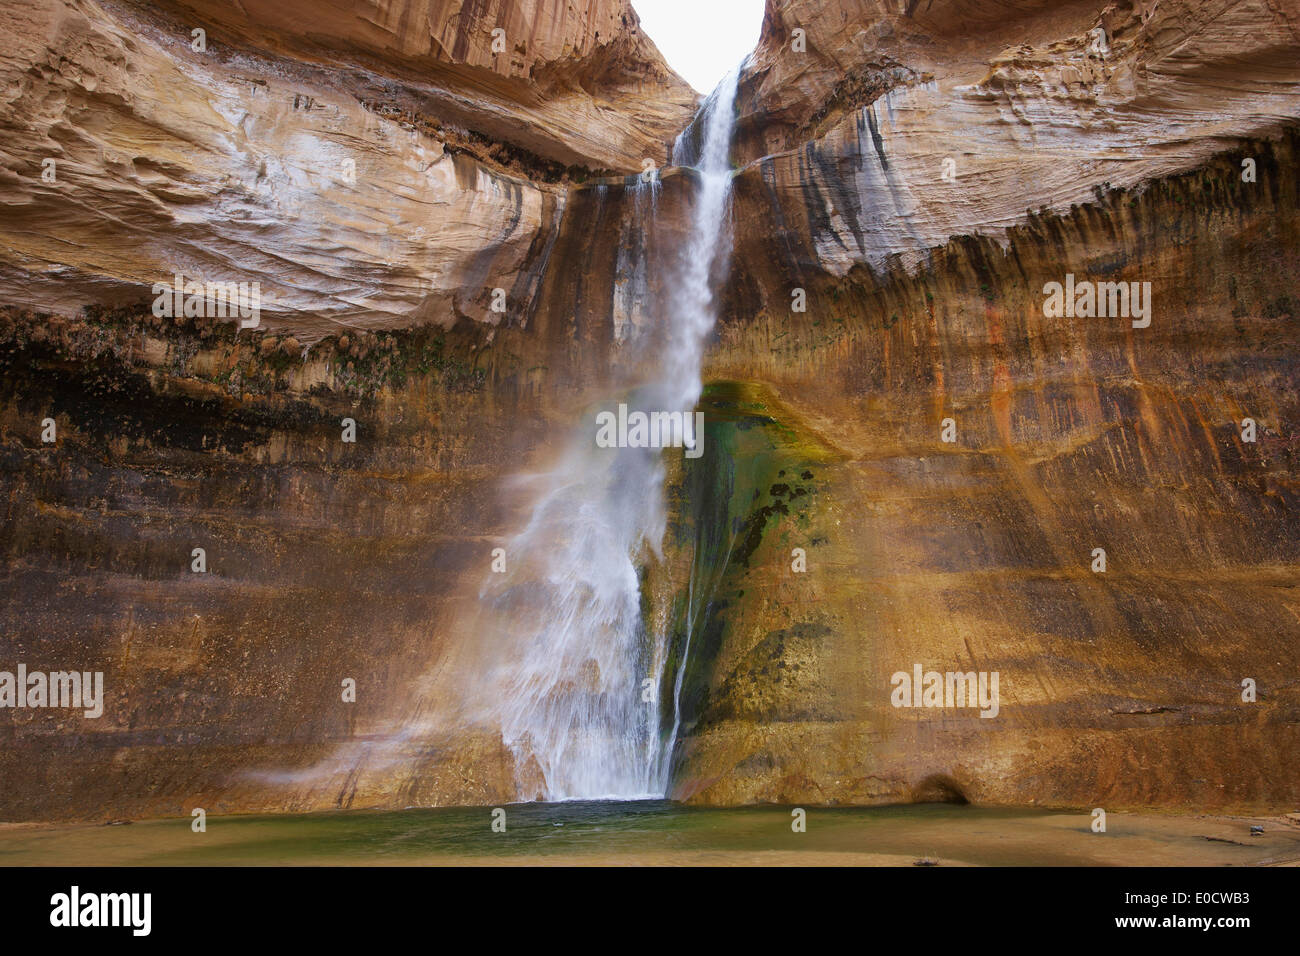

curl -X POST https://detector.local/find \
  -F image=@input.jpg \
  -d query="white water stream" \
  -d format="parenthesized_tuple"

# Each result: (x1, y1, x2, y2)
(479, 70, 740, 800)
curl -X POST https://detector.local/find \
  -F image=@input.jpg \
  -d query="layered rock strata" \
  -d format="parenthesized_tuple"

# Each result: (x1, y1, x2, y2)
(0, 0, 693, 334)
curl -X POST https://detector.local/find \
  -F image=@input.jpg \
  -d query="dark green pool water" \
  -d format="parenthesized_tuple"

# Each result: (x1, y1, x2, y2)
(2, 801, 1295, 866)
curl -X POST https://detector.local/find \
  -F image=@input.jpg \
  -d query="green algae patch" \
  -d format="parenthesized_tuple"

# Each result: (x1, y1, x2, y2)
(657, 379, 833, 760)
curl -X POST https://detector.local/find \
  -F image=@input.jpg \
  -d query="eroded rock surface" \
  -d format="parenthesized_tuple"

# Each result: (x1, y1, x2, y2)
(659, 0, 1300, 809)
(734, 0, 1300, 275)
(0, 0, 693, 335)
(674, 138, 1300, 808)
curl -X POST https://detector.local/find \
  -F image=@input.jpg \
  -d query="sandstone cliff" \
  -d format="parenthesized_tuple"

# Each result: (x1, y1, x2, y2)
(734, 0, 1300, 274)
(658, 0, 1300, 808)
(0, 0, 694, 334)
(650, 0, 1300, 808)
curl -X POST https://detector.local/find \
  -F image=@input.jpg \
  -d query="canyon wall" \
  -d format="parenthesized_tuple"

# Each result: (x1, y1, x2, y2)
(662, 0, 1300, 808)
(0, 0, 1298, 820)
(0, 0, 688, 819)
(673, 137, 1300, 808)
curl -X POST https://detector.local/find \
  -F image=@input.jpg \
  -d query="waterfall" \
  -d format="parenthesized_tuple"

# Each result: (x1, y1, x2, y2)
(478, 69, 739, 801)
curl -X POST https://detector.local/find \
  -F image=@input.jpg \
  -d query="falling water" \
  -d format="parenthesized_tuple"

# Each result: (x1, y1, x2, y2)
(477, 69, 740, 801)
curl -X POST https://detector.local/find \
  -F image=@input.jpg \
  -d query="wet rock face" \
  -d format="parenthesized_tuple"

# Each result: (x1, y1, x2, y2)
(1, 0, 1300, 821)
(0, 307, 567, 819)
(673, 135, 1300, 808)
(652, 0, 1300, 810)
